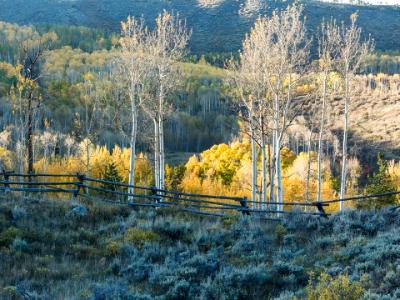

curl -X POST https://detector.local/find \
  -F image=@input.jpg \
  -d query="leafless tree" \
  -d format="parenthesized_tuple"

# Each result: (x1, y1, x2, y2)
(144, 11, 190, 190)
(228, 35, 265, 207)
(117, 16, 148, 196)
(316, 19, 340, 203)
(15, 32, 57, 175)
(252, 4, 309, 210)
(338, 13, 373, 209)
(231, 4, 309, 211)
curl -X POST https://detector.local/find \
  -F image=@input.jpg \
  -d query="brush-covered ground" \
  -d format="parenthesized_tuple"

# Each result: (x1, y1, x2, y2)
(0, 196, 400, 299)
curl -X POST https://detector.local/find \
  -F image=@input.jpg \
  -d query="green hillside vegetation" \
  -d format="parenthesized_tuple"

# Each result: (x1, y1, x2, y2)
(0, 21, 237, 155)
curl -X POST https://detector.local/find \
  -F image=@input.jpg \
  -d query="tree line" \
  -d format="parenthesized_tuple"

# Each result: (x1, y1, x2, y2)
(0, 6, 399, 210)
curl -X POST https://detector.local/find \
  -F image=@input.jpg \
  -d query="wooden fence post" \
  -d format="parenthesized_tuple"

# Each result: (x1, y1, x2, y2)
(2, 170, 10, 193)
(151, 186, 159, 203)
(240, 196, 250, 216)
(316, 202, 328, 218)
(71, 173, 84, 203)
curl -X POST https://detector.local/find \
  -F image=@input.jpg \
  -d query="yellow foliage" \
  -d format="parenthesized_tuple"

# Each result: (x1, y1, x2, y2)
(283, 152, 337, 212)
(180, 141, 252, 199)
(179, 142, 339, 211)
(306, 272, 365, 300)
(0, 146, 13, 170)
(34, 145, 153, 187)
(124, 228, 160, 249)
(387, 160, 400, 190)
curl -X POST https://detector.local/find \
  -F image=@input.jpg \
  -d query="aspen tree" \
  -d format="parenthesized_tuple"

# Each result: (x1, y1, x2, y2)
(338, 13, 373, 209)
(316, 19, 340, 203)
(118, 16, 148, 196)
(146, 11, 190, 190)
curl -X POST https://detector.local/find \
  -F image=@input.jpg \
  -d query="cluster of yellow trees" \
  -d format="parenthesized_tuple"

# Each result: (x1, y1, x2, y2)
(2, 134, 400, 211)
(33, 141, 153, 187)
(27, 138, 337, 209)
(180, 139, 339, 210)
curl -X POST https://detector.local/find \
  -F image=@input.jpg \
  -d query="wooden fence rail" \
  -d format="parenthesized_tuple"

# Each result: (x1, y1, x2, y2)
(1, 171, 399, 219)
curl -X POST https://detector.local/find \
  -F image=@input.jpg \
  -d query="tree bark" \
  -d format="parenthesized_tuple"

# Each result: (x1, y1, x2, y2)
(250, 124, 258, 208)
(128, 101, 137, 201)
(260, 117, 267, 210)
(317, 73, 327, 203)
(340, 70, 350, 210)
(269, 129, 276, 209)
(273, 93, 283, 211)
(159, 114, 165, 190)
(26, 95, 34, 179)
(158, 79, 165, 191)
(305, 130, 313, 212)
(154, 118, 160, 189)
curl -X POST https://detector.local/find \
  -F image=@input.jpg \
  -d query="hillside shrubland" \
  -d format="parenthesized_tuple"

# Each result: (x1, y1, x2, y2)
(1, 0, 400, 54)
(0, 196, 400, 299)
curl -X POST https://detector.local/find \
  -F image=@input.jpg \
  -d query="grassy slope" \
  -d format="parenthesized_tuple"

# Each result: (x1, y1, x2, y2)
(0, 0, 399, 53)
(328, 91, 400, 160)
(1, 196, 400, 299)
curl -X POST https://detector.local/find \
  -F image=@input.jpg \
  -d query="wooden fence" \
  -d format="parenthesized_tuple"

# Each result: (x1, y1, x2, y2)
(1, 170, 399, 219)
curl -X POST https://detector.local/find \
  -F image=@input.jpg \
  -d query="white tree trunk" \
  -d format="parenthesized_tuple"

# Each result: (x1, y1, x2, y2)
(86, 141, 90, 179)
(250, 125, 258, 208)
(305, 131, 313, 212)
(275, 138, 283, 211)
(261, 131, 267, 210)
(317, 74, 327, 203)
(128, 104, 137, 201)
(159, 115, 165, 191)
(340, 71, 350, 210)
(158, 78, 165, 191)
(273, 93, 283, 211)
(153, 118, 160, 189)
(269, 129, 276, 209)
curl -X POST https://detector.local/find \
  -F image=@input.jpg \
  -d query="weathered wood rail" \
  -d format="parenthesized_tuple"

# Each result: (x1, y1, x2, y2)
(1, 170, 399, 219)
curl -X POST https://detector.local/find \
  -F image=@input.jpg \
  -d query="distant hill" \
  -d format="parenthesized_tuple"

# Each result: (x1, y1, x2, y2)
(0, 0, 399, 53)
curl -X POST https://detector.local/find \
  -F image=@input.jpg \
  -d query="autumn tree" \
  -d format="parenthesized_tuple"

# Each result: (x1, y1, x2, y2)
(12, 31, 57, 175)
(116, 16, 148, 195)
(244, 4, 309, 210)
(338, 13, 373, 209)
(144, 11, 190, 190)
(77, 72, 107, 183)
(229, 33, 265, 207)
(316, 19, 340, 203)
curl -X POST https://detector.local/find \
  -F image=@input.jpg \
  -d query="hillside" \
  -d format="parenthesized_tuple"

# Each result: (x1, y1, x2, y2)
(293, 76, 400, 162)
(0, 0, 399, 53)
(1, 195, 400, 299)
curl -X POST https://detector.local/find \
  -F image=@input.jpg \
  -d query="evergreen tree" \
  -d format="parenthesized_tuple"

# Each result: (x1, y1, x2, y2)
(358, 153, 398, 210)
(102, 162, 123, 192)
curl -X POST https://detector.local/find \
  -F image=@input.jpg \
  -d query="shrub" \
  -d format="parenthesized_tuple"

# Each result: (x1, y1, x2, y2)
(0, 226, 23, 247)
(124, 228, 160, 248)
(11, 237, 28, 252)
(67, 204, 88, 217)
(110, 258, 121, 275)
(105, 240, 122, 257)
(275, 224, 288, 245)
(153, 219, 192, 241)
(11, 206, 27, 221)
(165, 279, 191, 300)
(92, 283, 130, 300)
(306, 273, 365, 300)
